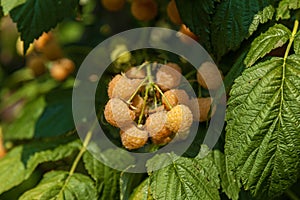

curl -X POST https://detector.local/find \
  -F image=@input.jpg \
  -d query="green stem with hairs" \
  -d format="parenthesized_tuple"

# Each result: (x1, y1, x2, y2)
(127, 77, 148, 104)
(153, 84, 173, 110)
(57, 120, 97, 198)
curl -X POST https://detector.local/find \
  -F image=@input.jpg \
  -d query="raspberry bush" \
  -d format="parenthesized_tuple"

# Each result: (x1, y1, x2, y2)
(0, 0, 299, 200)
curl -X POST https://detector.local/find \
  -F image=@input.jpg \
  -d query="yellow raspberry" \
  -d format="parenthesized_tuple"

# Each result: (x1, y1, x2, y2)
(104, 98, 136, 128)
(167, 0, 182, 25)
(189, 97, 216, 122)
(131, 0, 158, 21)
(166, 105, 193, 140)
(101, 0, 125, 12)
(120, 125, 148, 150)
(162, 89, 190, 110)
(107, 74, 143, 101)
(125, 67, 146, 79)
(197, 61, 224, 90)
(156, 63, 182, 91)
(145, 111, 173, 145)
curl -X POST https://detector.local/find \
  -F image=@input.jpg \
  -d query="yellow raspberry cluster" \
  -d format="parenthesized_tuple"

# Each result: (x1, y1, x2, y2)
(103, 62, 216, 150)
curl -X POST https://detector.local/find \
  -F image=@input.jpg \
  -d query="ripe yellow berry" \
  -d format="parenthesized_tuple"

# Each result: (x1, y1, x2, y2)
(101, 0, 125, 12)
(104, 98, 136, 128)
(131, 0, 158, 21)
(125, 67, 146, 79)
(34, 32, 53, 51)
(167, 0, 182, 25)
(156, 63, 182, 91)
(50, 58, 75, 81)
(146, 111, 173, 145)
(107, 74, 143, 101)
(120, 125, 148, 150)
(178, 24, 198, 44)
(166, 105, 193, 140)
(55, 58, 75, 73)
(189, 97, 216, 122)
(197, 61, 223, 90)
(162, 89, 190, 110)
(50, 64, 69, 81)
(27, 57, 47, 76)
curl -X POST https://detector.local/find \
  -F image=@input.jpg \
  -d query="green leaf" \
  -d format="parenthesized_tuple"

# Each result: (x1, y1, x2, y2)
(225, 56, 300, 198)
(129, 178, 153, 200)
(0, 139, 80, 194)
(248, 5, 275, 36)
(120, 172, 144, 200)
(211, 0, 274, 59)
(35, 89, 75, 138)
(3, 96, 45, 140)
(294, 31, 300, 54)
(10, 0, 78, 51)
(244, 24, 291, 67)
(212, 151, 240, 200)
(147, 153, 220, 200)
(276, 0, 300, 20)
(175, 0, 215, 51)
(83, 151, 120, 200)
(0, 0, 25, 15)
(19, 171, 97, 200)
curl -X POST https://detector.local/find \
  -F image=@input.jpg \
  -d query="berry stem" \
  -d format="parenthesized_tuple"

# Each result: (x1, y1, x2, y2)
(58, 119, 97, 198)
(184, 70, 196, 80)
(137, 61, 149, 71)
(127, 77, 148, 104)
(153, 84, 173, 109)
(138, 85, 149, 125)
(146, 63, 154, 84)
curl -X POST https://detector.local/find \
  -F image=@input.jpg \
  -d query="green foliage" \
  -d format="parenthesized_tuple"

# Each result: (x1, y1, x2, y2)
(120, 172, 144, 200)
(212, 151, 240, 200)
(147, 151, 220, 200)
(83, 151, 120, 200)
(211, 0, 274, 59)
(35, 89, 75, 138)
(3, 96, 45, 140)
(276, 0, 300, 20)
(295, 31, 300, 54)
(225, 55, 300, 198)
(175, 0, 215, 51)
(10, 0, 78, 51)
(129, 178, 153, 200)
(244, 24, 291, 67)
(19, 171, 97, 200)
(0, 0, 25, 15)
(0, 138, 80, 194)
